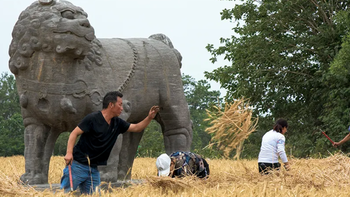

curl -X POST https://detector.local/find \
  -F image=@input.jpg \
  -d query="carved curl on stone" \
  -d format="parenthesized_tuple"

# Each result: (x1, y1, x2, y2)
(38, 0, 54, 5)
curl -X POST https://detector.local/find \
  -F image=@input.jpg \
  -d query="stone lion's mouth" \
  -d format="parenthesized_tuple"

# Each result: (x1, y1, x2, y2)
(54, 30, 95, 41)
(54, 24, 95, 41)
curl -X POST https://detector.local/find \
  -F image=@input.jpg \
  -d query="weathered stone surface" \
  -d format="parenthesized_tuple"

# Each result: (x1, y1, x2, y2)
(9, 0, 192, 184)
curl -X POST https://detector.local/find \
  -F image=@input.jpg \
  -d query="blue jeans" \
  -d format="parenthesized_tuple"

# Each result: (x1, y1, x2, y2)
(60, 160, 100, 194)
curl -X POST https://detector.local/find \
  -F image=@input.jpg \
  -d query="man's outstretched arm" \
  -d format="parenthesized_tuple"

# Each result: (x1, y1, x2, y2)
(127, 106, 160, 132)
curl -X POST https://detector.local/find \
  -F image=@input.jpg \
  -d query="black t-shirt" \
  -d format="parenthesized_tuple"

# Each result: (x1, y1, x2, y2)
(73, 111, 130, 166)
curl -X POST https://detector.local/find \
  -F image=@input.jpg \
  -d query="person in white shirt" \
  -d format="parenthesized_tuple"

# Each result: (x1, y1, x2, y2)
(258, 118, 290, 174)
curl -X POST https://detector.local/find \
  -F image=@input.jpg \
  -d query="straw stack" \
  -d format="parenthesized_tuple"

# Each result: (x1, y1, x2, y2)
(205, 98, 258, 159)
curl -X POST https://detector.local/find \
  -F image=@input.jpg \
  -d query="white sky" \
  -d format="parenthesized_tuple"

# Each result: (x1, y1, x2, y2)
(0, 0, 236, 96)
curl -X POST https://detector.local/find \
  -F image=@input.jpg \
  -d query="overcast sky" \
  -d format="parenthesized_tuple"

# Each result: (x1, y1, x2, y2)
(0, 0, 237, 95)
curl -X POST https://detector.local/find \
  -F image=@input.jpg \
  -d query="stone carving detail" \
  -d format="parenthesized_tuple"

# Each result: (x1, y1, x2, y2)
(9, 0, 192, 184)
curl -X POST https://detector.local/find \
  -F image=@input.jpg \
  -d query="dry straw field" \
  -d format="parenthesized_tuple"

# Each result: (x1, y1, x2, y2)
(1, 154, 350, 196)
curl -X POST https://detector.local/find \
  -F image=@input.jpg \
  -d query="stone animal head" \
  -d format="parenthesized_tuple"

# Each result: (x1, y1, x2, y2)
(9, 0, 101, 75)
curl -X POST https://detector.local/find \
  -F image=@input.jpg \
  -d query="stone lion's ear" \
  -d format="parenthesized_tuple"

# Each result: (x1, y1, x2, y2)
(38, 0, 54, 5)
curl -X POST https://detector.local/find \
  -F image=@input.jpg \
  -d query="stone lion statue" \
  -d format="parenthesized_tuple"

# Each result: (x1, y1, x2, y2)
(9, 0, 192, 184)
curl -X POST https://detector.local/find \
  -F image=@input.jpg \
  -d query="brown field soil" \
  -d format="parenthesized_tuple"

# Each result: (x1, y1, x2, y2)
(1, 154, 350, 196)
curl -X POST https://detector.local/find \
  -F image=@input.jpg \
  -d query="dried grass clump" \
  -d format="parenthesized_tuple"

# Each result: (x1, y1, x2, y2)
(205, 98, 258, 158)
(0, 156, 64, 197)
(0, 171, 33, 196)
(146, 176, 198, 193)
(3, 154, 350, 196)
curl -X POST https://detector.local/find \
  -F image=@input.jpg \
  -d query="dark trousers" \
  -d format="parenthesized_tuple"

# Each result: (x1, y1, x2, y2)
(258, 162, 281, 175)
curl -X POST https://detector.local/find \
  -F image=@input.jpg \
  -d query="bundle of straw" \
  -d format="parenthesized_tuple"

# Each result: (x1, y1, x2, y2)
(205, 98, 258, 159)
(0, 172, 55, 196)
(146, 176, 199, 194)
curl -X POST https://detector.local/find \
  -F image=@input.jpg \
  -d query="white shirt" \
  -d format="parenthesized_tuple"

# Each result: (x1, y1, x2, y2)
(258, 130, 288, 163)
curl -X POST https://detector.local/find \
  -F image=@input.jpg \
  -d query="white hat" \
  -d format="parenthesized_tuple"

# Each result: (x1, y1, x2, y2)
(156, 153, 171, 177)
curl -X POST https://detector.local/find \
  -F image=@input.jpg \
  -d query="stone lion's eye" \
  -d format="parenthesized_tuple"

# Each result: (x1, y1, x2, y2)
(61, 10, 75, 19)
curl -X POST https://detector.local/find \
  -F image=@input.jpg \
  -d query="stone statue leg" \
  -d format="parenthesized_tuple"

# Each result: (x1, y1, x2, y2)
(20, 122, 51, 184)
(162, 127, 192, 155)
(156, 106, 193, 155)
(117, 131, 144, 181)
(99, 134, 123, 182)
(42, 129, 61, 182)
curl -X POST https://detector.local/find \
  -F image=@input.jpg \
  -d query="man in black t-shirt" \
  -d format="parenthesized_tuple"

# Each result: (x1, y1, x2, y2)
(60, 91, 159, 194)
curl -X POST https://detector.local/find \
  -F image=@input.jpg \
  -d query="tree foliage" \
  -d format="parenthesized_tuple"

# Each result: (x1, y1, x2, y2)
(0, 73, 24, 156)
(54, 132, 70, 155)
(136, 120, 165, 157)
(206, 0, 350, 157)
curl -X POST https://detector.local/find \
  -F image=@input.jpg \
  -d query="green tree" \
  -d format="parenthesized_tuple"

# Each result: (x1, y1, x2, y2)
(206, 0, 350, 157)
(53, 132, 70, 155)
(0, 73, 24, 156)
(137, 120, 165, 157)
(323, 10, 350, 153)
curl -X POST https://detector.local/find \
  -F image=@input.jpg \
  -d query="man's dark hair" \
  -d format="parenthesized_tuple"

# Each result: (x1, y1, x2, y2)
(273, 118, 288, 133)
(102, 91, 123, 109)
